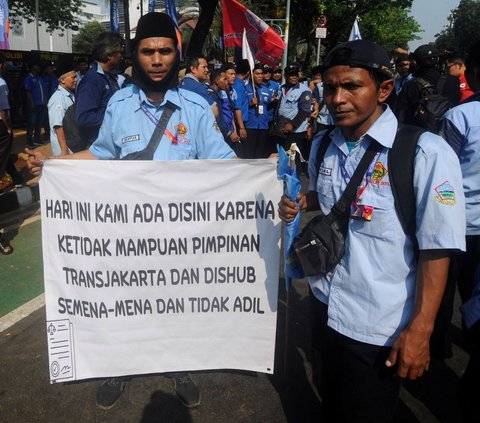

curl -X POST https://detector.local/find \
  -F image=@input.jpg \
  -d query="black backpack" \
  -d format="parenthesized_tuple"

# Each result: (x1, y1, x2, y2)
(414, 75, 451, 133)
(315, 125, 425, 238)
(62, 103, 87, 153)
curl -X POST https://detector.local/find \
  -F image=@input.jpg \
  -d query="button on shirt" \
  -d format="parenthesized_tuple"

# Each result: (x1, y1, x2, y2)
(233, 77, 249, 123)
(48, 86, 75, 156)
(307, 106, 466, 347)
(89, 85, 235, 161)
(246, 83, 272, 130)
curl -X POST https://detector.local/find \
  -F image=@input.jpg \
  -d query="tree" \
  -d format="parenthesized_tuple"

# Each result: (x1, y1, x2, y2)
(72, 21, 106, 55)
(10, 0, 82, 32)
(185, 0, 219, 58)
(434, 0, 480, 53)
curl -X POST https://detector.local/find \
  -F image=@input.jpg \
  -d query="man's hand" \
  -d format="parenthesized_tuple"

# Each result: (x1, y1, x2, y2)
(238, 127, 247, 141)
(282, 122, 294, 134)
(385, 326, 431, 380)
(229, 131, 241, 143)
(26, 147, 49, 176)
(278, 193, 307, 223)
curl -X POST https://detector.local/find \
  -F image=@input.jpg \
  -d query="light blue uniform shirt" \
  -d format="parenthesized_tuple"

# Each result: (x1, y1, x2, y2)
(307, 106, 466, 347)
(441, 98, 480, 235)
(89, 85, 235, 160)
(47, 85, 75, 156)
(277, 83, 311, 133)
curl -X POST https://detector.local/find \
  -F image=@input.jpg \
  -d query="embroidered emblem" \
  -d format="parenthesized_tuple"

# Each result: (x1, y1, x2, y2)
(319, 166, 332, 176)
(175, 123, 188, 137)
(213, 121, 221, 132)
(305, 95, 311, 101)
(122, 134, 140, 144)
(371, 162, 388, 183)
(434, 181, 456, 205)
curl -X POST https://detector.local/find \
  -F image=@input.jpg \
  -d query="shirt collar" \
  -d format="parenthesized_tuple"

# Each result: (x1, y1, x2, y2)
(58, 85, 74, 97)
(331, 105, 398, 151)
(134, 85, 181, 111)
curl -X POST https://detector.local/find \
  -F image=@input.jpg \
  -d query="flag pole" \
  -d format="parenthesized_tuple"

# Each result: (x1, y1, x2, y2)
(281, 0, 291, 72)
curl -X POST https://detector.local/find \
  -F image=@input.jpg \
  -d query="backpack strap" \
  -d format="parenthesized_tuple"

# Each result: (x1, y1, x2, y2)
(435, 74, 447, 95)
(314, 128, 334, 180)
(388, 124, 426, 236)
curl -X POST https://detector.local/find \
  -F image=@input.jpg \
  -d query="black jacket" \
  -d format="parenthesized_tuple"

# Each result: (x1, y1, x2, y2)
(395, 67, 460, 126)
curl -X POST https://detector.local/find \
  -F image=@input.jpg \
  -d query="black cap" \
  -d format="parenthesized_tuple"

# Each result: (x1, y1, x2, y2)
(284, 65, 300, 75)
(133, 12, 177, 46)
(262, 65, 273, 73)
(55, 62, 75, 78)
(323, 40, 393, 78)
(413, 44, 440, 60)
(236, 59, 250, 74)
(395, 54, 410, 64)
(272, 67, 282, 74)
(253, 63, 264, 71)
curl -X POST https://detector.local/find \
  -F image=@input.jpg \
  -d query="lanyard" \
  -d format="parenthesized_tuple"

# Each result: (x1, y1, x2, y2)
(139, 101, 178, 144)
(338, 148, 379, 189)
(139, 101, 160, 125)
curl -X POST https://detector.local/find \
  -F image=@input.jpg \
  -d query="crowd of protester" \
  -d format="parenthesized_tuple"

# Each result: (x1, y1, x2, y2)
(0, 11, 478, 422)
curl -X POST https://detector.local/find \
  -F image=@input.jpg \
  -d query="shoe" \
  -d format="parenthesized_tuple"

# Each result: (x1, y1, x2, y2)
(33, 141, 43, 146)
(173, 374, 201, 408)
(96, 378, 127, 409)
(0, 237, 13, 255)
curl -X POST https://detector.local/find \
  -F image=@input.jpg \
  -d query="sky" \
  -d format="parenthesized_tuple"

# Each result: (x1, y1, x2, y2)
(409, 0, 460, 50)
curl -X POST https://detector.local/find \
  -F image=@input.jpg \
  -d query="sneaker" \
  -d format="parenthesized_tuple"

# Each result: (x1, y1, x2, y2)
(96, 378, 127, 409)
(173, 374, 201, 408)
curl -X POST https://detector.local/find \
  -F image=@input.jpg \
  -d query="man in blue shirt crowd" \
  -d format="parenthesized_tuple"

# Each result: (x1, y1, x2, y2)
(47, 64, 77, 156)
(75, 31, 124, 148)
(24, 63, 46, 148)
(28, 11, 235, 412)
(244, 64, 274, 158)
(262, 65, 280, 125)
(279, 40, 466, 423)
(232, 59, 251, 151)
(440, 40, 480, 423)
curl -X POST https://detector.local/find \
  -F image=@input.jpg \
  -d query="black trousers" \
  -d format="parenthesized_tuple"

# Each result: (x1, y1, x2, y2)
(244, 128, 270, 159)
(310, 297, 401, 423)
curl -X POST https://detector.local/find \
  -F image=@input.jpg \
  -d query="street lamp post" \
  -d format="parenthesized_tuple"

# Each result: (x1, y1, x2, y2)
(35, 0, 40, 50)
(281, 0, 291, 72)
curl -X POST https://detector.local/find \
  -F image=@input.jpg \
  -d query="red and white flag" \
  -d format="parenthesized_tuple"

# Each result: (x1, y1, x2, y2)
(222, 0, 285, 67)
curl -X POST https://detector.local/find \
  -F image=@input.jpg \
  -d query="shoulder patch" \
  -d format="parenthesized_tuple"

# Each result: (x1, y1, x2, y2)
(434, 181, 456, 206)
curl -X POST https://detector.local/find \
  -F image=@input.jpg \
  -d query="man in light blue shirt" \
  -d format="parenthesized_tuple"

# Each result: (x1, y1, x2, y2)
(440, 41, 480, 421)
(279, 40, 466, 422)
(47, 65, 77, 156)
(28, 11, 235, 411)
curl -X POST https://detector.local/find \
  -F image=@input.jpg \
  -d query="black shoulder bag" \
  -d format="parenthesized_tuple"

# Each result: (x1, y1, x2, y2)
(293, 138, 382, 277)
(121, 101, 176, 160)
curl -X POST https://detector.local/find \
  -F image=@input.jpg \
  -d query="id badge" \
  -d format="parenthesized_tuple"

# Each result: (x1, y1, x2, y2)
(351, 204, 374, 221)
(257, 105, 264, 115)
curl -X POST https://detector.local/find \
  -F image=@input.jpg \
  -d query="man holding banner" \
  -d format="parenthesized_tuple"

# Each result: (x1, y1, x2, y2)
(29, 12, 235, 410)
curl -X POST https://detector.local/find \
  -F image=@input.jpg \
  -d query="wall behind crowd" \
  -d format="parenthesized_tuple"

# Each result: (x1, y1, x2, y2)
(0, 50, 88, 128)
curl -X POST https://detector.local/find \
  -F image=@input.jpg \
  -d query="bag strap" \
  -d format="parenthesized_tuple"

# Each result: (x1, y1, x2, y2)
(435, 74, 447, 95)
(314, 128, 334, 177)
(328, 139, 383, 220)
(142, 101, 176, 159)
(388, 124, 425, 236)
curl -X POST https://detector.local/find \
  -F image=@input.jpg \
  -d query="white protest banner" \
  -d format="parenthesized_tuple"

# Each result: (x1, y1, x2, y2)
(40, 159, 282, 383)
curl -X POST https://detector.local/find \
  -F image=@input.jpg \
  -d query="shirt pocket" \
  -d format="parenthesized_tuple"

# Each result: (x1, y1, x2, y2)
(169, 142, 194, 160)
(318, 178, 336, 211)
(120, 138, 147, 157)
(350, 186, 395, 240)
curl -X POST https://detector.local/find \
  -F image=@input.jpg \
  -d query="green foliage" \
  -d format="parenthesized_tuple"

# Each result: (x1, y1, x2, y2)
(10, 0, 82, 32)
(434, 0, 480, 53)
(72, 21, 105, 55)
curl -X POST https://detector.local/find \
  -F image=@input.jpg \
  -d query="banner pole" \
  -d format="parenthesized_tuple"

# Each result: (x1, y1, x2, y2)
(281, 0, 291, 74)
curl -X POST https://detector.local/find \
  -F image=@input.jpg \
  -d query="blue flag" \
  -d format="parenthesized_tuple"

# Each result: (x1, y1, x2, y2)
(110, 0, 119, 32)
(165, 0, 183, 58)
(348, 16, 362, 41)
(0, 0, 8, 44)
(277, 146, 305, 291)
